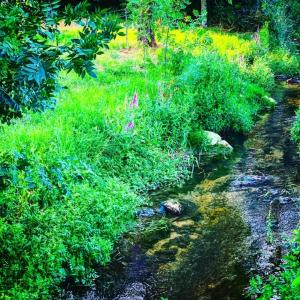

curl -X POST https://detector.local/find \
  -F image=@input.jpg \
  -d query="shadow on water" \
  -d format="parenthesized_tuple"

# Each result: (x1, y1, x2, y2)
(62, 84, 300, 300)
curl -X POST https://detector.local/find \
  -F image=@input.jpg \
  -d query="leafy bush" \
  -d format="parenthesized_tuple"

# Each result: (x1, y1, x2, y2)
(265, 49, 300, 77)
(127, 0, 189, 47)
(258, 22, 270, 52)
(202, 31, 259, 63)
(0, 0, 122, 120)
(0, 162, 139, 299)
(244, 58, 275, 91)
(248, 229, 300, 299)
(177, 52, 268, 133)
(261, 0, 296, 49)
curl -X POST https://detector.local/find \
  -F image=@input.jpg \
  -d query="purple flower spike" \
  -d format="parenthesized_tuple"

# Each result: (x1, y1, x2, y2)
(125, 121, 135, 132)
(130, 92, 138, 108)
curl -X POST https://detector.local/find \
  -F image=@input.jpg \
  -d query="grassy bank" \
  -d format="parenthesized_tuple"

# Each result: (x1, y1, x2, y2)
(0, 27, 297, 299)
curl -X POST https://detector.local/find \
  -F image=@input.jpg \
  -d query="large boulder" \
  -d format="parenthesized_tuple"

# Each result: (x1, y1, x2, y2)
(204, 131, 233, 153)
(204, 130, 222, 145)
(217, 139, 233, 152)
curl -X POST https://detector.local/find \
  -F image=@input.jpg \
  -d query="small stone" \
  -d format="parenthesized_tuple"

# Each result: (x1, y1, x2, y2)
(275, 74, 289, 81)
(204, 131, 233, 153)
(156, 205, 166, 214)
(163, 200, 183, 215)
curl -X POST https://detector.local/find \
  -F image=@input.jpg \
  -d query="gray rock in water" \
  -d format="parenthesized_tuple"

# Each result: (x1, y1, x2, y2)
(114, 282, 146, 300)
(275, 74, 289, 81)
(137, 208, 155, 217)
(287, 77, 300, 84)
(163, 200, 183, 215)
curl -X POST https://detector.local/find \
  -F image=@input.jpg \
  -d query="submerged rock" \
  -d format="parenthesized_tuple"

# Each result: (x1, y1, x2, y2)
(156, 204, 167, 214)
(275, 74, 289, 81)
(163, 200, 183, 215)
(286, 77, 300, 85)
(137, 208, 155, 218)
(232, 175, 273, 189)
(114, 282, 146, 300)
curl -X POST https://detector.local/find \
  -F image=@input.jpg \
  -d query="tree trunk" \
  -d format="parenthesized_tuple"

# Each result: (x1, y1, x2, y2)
(201, 0, 207, 27)
(138, 1, 157, 48)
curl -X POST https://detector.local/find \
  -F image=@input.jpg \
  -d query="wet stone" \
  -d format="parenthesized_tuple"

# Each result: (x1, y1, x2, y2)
(136, 208, 155, 218)
(162, 200, 183, 215)
(278, 196, 293, 204)
(286, 77, 300, 85)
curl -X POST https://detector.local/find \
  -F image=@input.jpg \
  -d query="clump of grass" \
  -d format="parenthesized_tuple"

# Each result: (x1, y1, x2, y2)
(177, 51, 268, 133)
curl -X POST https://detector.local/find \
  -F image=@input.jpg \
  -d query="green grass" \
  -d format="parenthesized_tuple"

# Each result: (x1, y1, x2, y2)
(248, 228, 300, 299)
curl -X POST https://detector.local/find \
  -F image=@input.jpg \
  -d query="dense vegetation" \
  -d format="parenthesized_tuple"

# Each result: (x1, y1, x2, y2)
(248, 229, 300, 299)
(0, 0, 299, 299)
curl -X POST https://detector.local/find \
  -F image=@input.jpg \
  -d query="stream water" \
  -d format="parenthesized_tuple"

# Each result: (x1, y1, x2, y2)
(64, 83, 300, 300)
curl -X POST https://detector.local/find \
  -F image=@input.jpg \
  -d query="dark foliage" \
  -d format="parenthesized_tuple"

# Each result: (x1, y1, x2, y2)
(0, 0, 122, 120)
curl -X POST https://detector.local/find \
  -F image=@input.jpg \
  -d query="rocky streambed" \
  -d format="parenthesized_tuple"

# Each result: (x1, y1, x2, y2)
(63, 83, 300, 300)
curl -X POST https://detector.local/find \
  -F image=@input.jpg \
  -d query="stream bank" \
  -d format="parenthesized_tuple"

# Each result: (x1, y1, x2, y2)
(63, 83, 300, 300)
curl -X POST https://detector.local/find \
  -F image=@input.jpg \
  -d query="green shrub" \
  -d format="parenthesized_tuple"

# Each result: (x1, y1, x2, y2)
(258, 22, 270, 51)
(0, 155, 140, 299)
(261, 0, 297, 49)
(0, 56, 194, 298)
(203, 30, 259, 63)
(266, 49, 300, 77)
(178, 52, 267, 133)
(248, 229, 300, 299)
(292, 111, 300, 146)
(244, 58, 275, 91)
